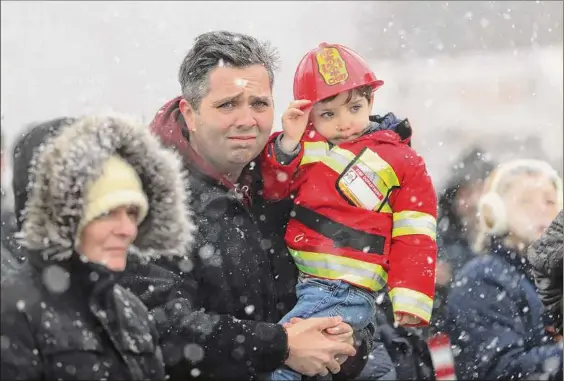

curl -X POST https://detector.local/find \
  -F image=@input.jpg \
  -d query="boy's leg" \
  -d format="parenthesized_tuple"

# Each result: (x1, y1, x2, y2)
(355, 342, 397, 380)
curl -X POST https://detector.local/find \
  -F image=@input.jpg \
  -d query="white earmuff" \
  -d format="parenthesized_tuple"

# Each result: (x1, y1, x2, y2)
(478, 191, 508, 235)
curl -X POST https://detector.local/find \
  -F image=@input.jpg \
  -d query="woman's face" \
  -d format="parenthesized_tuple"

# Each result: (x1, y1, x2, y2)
(77, 206, 139, 271)
(503, 173, 560, 246)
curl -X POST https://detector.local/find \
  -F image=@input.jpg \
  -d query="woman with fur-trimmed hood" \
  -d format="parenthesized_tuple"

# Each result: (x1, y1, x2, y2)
(1, 115, 194, 380)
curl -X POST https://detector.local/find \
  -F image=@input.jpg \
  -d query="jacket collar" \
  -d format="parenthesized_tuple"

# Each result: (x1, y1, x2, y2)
(490, 237, 536, 285)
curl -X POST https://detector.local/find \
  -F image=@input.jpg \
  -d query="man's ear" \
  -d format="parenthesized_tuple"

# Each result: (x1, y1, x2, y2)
(179, 98, 196, 132)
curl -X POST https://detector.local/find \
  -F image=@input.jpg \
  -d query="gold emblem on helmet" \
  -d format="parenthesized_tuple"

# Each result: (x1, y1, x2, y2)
(315, 47, 349, 86)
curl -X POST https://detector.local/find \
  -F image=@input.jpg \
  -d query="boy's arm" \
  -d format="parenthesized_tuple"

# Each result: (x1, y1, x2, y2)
(260, 132, 304, 201)
(387, 150, 438, 326)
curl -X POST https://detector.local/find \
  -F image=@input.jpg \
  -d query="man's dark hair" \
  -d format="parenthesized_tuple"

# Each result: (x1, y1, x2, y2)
(178, 31, 280, 111)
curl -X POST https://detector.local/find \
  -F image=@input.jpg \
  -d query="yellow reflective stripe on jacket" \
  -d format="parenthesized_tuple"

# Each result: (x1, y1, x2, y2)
(392, 211, 437, 240)
(389, 287, 434, 323)
(321, 149, 352, 174)
(355, 148, 400, 188)
(301, 142, 356, 173)
(289, 248, 388, 291)
(301, 141, 330, 165)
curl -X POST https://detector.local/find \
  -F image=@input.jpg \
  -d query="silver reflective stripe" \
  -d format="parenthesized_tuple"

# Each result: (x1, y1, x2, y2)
(293, 256, 380, 283)
(326, 150, 352, 168)
(391, 294, 433, 316)
(393, 218, 436, 231)
(303, 148, 329, 158)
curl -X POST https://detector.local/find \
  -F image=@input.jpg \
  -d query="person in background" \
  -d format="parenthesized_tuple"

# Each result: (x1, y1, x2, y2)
(446, 158, 563, 380)
(1, 115, 194, 380)
(528, 210, 563, 338)
(431, 145, 495, 332)
(1, 125, 20, 274)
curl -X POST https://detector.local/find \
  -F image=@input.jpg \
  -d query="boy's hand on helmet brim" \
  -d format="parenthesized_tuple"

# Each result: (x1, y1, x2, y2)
(280, 99, 312, 153)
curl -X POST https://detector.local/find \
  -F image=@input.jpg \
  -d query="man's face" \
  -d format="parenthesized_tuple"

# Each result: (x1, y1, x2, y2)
(180, 65, 274, 176)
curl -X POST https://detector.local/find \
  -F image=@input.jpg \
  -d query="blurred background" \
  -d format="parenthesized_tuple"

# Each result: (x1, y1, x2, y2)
(1, 0, 562, 188)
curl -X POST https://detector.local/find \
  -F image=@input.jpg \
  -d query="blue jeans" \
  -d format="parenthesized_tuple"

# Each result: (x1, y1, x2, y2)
(356, 342, 397, 380)
(271, 278, 377, 381)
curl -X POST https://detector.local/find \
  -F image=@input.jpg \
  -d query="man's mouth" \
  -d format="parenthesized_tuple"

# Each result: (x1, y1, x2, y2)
(228, 136, 256, 141)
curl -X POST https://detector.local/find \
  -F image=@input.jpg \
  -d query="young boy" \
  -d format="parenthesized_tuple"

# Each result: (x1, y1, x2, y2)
(260, 43, 438, 380)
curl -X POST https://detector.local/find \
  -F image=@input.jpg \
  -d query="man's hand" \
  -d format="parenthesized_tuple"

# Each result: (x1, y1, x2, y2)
(284, 316, 356, 377)
(280, 99, 312, 154)
(284, 317, 354, 366)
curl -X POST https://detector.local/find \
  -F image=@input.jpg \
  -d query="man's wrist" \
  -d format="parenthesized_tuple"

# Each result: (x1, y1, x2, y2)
(282, 325, 291, 363)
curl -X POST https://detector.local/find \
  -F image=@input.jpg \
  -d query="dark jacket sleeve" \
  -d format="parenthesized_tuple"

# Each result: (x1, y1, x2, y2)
(1, 296, 43, 380)
(528, 210, 563, 334)
(121, 258, 288, 380)
(446, 259, 563, 380)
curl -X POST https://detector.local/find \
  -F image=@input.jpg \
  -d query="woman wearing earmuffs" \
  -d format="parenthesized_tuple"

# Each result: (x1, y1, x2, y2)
(445, 159, 563, 380)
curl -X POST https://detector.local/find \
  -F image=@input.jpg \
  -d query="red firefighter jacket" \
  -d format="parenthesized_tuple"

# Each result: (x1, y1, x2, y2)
(260, 128, 438, 325)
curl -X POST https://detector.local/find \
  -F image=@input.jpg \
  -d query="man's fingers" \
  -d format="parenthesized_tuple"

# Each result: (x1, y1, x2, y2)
(289, 317, 304, 324)
(317, 367, 329, 377)
(306, 316, 343, 331)
(324, 332, 354, 344)
(326, 359, 341, 375)
(335, 354, 348, 365)
(325, 322, 353, 335)
(331, 341, 357, 357)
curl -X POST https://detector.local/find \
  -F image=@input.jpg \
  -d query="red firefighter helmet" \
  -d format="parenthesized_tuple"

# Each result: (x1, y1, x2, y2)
(293, 42, 384, 104)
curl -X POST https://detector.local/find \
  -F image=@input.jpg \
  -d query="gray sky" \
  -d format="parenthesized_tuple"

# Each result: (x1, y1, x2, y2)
(2, 1, 562, 186)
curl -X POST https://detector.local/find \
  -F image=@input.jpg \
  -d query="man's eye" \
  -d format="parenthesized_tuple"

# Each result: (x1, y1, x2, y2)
(219, 102, 234, 109)
(253, 100, 270, 108)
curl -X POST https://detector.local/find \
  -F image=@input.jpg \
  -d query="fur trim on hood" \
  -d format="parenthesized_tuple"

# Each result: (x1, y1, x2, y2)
(528, 209, 563, 279)
(19, 114, 195, 260)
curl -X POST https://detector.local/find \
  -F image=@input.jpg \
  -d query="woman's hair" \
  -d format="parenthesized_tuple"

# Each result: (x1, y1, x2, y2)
(473, 159, 563, 253)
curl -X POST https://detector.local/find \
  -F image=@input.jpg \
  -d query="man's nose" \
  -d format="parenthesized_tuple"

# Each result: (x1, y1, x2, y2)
(236, 105, 258, 128)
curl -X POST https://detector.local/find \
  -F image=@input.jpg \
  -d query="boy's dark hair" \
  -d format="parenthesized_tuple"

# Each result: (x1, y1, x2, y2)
(319, 85, 372, 104)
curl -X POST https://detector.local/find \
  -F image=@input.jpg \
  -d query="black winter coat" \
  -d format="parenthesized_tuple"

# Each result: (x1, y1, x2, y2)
(1, 254, 166, 380)
(121, 159, 298, 381)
